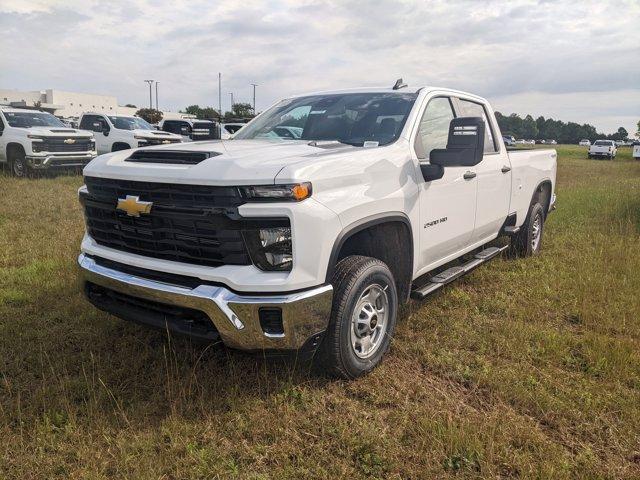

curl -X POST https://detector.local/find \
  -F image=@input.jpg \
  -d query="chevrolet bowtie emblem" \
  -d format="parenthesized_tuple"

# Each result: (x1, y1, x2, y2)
(116, 195, 153, 217)
(64, 138, 76, 144)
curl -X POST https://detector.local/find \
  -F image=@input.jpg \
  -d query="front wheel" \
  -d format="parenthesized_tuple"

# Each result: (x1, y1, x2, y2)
(9, 149, 29, 178)
(317, 255, 398, 379)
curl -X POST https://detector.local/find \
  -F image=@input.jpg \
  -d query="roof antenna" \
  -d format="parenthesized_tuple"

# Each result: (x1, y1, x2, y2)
(392, 78, 407, 90)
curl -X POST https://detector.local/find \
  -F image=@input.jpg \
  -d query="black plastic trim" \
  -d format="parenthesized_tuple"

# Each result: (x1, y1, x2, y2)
(324, 212, 413, 283)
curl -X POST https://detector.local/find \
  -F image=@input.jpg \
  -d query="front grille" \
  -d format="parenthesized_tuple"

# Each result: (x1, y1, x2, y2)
(126, 150, 218, 165)
(140, 137, 182, 146)
(82, 177, 289, 268)
(34, 137, 93, 152)
(85, 176, 242, 207)
(85, 282, 219, 342)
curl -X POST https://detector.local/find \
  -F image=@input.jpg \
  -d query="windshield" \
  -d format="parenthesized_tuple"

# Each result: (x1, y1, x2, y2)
(234, 92, 418, 146)
(108, 116, 153, 130)
(4, 111, 66, 128)
(594, 140, 611, 146)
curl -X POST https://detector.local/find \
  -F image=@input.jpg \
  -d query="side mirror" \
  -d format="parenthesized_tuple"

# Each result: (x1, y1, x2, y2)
(420, 163, 444, 182)
(430, 117, 485, 167)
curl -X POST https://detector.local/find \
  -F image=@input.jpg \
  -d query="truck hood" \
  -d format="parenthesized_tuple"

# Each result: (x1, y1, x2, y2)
(132, 129, 181, 140)
(24, 127, 93, 138)
(83, 139, 356, 184)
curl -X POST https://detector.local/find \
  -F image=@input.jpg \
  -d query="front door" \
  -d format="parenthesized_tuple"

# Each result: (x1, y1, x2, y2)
(415, 96, 478, 271)
(80, 114, 110, 154)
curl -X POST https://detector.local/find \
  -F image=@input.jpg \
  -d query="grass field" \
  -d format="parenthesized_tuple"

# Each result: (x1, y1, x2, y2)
(0, 145, 639, 479)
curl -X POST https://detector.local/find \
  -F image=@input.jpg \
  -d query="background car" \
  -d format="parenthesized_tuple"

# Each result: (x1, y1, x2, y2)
(579, 139, 591, 146)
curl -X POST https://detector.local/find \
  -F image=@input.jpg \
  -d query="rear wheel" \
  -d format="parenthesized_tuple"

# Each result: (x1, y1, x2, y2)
(317, 255, 398, 379)
(510, 202, 545, 257)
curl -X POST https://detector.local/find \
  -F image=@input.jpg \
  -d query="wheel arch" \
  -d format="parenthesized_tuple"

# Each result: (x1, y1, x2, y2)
(531, 179, 553, 217)
(111, 142, 132, 152)
(326, 213, 414, 303)
(6, 142, 25, 158)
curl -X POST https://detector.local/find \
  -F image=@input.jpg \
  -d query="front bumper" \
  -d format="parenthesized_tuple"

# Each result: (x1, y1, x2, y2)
(78, 253, 333, 351)
(27, 152, 97, 169)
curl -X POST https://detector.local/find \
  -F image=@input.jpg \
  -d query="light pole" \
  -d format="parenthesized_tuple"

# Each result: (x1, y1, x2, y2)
(229, 92, 234, 113)
(155, 82, 159, 111)
(144, 80, 154, 109)
(251, 83, 257, 115)
(218, 73, 222, 117)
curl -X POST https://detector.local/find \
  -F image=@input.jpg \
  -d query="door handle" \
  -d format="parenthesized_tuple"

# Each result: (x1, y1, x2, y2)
(501, 165, 511, 173)
(463, 171, 476, 180)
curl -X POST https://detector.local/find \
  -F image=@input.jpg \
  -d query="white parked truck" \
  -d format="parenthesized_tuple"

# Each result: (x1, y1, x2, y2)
(588, 140, 617, 159)
(158, 118, 220, 142)
(78, 85, 557, 378)
(78, 113, 182, 154)
(0, 107, 97, 177)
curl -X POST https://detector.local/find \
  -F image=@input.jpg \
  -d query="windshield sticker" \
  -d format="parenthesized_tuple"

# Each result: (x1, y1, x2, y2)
(363, 141, 379, 148)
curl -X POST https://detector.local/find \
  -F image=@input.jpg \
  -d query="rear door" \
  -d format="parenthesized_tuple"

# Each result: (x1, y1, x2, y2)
(454, 97, 511, 244)
(414, 95, 478, 270)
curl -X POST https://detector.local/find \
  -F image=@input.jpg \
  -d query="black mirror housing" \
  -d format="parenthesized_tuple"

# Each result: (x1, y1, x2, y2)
(430, 117, 485, 167)
(420, 163, 444, 182)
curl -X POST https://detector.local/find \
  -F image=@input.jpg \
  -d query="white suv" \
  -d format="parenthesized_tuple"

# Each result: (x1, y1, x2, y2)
(0, 107, 96, 177)
(78, 113, 182, 154)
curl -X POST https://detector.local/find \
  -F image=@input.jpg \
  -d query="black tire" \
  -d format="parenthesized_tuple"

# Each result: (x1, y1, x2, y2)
(8, 147, 29, 178)
(587, 154, 591, 159)
(510, 202, 545, 258)
(317, 255, 398, 379)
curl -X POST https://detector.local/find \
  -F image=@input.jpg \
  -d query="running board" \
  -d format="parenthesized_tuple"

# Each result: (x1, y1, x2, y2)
(410, 245, 509, 300)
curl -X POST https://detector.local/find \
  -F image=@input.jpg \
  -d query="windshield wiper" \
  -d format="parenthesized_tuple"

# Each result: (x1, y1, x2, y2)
(307, 140, 361, 147)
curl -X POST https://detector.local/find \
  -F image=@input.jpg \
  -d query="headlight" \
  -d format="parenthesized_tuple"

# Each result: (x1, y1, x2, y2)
(239, 182, 311, 202)
(243, 227, 292, 271)
(138, 141, 149, 147)
(32, 142, 45, 153)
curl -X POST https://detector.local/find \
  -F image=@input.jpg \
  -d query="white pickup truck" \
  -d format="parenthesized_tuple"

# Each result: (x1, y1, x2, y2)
(0, 107, 97, 177)
(78, 113, 182, 154)
(77, 85, 557, 378)
(588, 140, 617, 159)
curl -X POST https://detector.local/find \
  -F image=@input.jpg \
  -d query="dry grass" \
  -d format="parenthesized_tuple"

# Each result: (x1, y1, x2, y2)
(0, 145, 639, 479)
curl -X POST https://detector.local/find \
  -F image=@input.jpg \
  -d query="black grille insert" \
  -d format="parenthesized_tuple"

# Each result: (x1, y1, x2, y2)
(126, 150, 218, 165)
(81, 177, 289, 268)
(34, 137, 93, 153)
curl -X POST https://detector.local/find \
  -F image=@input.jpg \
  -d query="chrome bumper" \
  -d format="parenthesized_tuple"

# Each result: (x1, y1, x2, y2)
(78, 253, 333, 350)
(27, 152, 97, 169)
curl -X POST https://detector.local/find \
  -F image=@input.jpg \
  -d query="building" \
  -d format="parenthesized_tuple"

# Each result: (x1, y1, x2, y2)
(0, 88, 187, 120)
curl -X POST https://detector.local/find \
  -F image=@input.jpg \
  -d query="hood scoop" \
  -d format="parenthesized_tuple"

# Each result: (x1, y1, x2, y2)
(50, 129, 77, 133)
(125, 150, 222, 165)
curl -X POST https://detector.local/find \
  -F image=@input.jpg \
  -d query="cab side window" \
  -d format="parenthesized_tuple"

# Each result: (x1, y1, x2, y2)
(415, 97, 455, 160)
(0, 115, 5, 134)
(456, 99, 497, 153)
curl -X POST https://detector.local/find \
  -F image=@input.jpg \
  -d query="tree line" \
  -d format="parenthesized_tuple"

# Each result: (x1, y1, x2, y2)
(135, 103, 256, 124)
(495, 112, 631, 143)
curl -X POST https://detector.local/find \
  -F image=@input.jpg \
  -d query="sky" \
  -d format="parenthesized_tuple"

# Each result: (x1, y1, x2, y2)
(1, 0, 638, 135)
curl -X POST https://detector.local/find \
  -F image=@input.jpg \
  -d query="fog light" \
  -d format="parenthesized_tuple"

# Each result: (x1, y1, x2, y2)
(259, 307, 284, 336)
